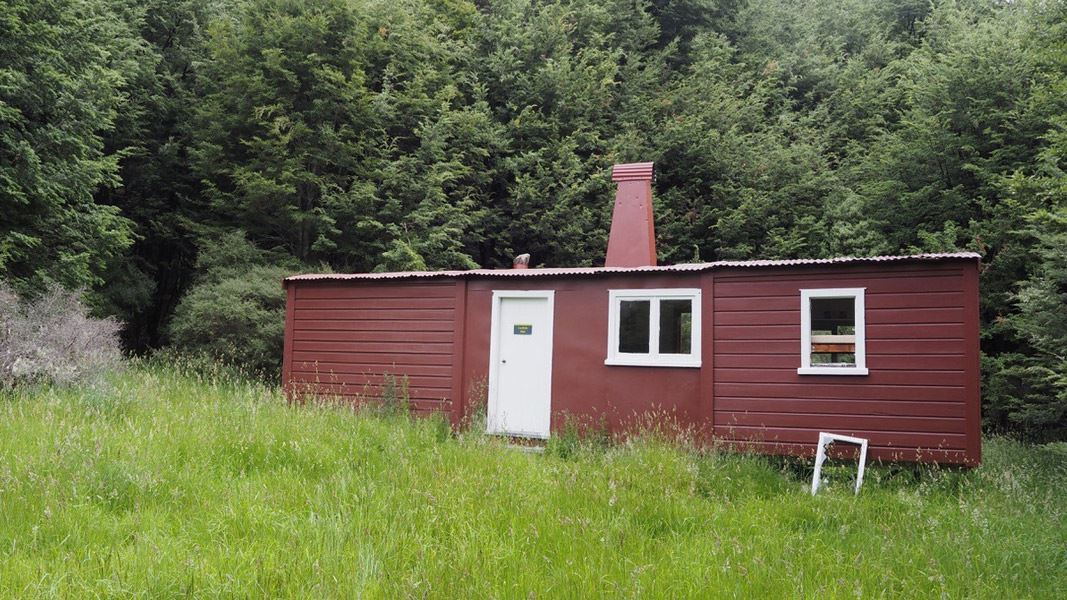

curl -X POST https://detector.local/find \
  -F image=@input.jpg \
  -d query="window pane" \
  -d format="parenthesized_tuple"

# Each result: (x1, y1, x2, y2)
(810, 297, 856, 366)
(658, 299, 693, 354)
(618, 300, 650, 353)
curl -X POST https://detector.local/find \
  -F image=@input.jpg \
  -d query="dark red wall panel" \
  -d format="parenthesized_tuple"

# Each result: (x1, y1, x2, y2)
(283, 257, 981, 465)
(710, 261, 980, 464)
(284, 280, 458, 416)
(460, 274, 707, 437)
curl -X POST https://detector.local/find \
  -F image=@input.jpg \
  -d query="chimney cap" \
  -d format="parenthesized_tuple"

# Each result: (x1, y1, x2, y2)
(611, 162, 654, 182)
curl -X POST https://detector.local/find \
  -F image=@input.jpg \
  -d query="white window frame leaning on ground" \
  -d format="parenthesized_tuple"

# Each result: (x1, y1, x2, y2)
(605, 288, 701, 368)
(798, 287, 868, 375)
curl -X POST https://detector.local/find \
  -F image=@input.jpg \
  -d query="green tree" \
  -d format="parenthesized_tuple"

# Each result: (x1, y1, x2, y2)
(981, 1, 1067, 439)
(473, 0, 661, 266)
(614, 33, 840, 262)
(168, 231, 299, 374)
(192, 0, 377, 263)
(985, 207, 1067, 440)
(843, 3, 1049, 252)
(0, 0, 136, 293)
(193, 0, 499, 271)
(94, 0, 222, 349)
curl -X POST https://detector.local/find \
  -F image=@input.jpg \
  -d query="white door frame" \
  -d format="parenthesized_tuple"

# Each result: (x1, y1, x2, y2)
(487, 290, 555, 438)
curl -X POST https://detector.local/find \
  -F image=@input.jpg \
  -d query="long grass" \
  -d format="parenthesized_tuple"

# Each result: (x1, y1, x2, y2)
(0, 366, 1064, 598)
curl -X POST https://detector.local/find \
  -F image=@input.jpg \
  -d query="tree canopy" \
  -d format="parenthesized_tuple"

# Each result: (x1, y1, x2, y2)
(2, 0, 1066, 439)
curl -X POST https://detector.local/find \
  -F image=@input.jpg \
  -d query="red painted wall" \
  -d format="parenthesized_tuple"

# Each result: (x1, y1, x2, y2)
(283, 280, 459, 416)
(710, 261, 980, 465)
(283, 258, 981, 464)
(459, 274, 708, 435)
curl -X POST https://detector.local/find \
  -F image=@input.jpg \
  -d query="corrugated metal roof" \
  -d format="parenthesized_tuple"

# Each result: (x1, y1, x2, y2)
(708, 251, 981, 267)
(284, 252, 980, 283)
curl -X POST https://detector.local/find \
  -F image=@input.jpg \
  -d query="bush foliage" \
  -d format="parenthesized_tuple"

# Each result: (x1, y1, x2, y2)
(0, 284, 123, 389)
(168, 232, 298, 374)
(984, 206, 1067, 441)
(2, 0, 1067, 437)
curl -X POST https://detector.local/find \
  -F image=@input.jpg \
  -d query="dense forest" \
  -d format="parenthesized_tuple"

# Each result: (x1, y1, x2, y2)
(2, 0, 1065, 439)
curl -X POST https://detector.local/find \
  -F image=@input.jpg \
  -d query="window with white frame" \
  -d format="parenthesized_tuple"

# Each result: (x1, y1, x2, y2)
(606, 289, 701, 367)
(798, 288, 868, 375)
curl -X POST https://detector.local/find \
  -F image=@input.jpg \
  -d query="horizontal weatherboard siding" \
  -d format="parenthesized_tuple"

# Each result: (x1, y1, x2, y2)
(281, 256, 980, 465)
(285, 281, 458, 416)
(711, 262, 977, 463)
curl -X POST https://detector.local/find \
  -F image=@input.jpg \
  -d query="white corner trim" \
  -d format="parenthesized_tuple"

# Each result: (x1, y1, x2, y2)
(798, 287, 867, 376)
(605, 288, 701, 368)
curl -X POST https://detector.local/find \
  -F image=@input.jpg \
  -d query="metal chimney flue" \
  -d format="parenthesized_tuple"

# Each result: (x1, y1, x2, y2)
(605, 162, 656, 267)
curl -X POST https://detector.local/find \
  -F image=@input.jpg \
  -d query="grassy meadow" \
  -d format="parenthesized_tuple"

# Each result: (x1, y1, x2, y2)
(0, 367, 1064, 598)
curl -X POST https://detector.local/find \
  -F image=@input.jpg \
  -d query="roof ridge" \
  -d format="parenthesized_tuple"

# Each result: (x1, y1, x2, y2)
(284, 251, 981, 283)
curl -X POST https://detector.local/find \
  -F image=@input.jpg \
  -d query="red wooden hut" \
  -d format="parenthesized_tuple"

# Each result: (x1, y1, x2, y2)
(282, 163, 981, 465)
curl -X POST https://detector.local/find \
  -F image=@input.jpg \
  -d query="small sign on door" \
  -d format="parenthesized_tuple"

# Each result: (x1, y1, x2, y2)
(513, 324, 533, 335)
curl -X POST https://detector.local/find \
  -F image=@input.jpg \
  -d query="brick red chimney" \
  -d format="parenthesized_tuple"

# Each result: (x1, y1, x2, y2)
(605, 162, 656, 267)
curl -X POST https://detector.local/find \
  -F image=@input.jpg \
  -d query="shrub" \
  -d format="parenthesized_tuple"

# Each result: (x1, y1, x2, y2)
(0, 283, 123, 389)
(168, 232, 305, 376)
(168, 264, 290, 376)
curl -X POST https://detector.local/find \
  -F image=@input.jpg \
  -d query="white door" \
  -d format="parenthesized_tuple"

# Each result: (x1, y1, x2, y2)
(487, 291, 554, 438)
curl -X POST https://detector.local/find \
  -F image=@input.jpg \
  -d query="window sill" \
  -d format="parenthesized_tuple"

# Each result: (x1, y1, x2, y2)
(797, 367, 869, 376)
(605, 358, 701, 368)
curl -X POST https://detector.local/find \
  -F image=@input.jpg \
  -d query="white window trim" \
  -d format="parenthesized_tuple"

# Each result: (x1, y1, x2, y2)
(605, 288, 701, 368)
(798, 287, 868, 376)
